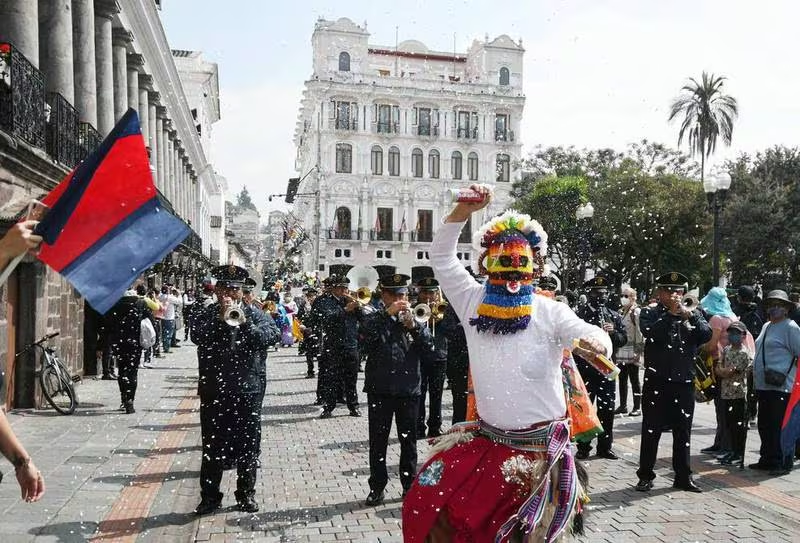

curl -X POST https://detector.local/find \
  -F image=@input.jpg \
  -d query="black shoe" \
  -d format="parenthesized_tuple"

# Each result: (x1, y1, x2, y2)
(629, 408, 641, 416)
(700, 446, 721, 454)
(305, 372, 315, 379)
(313, 399, 323, 406)
(715, 450, 733, 461)
(194, 499, 221, 515)
(236, 497, 259, 512)
(319, 410, 333, 419)
(614, 406, 628, 415)
(124, 402, 136, 414)
(748, 462, 775, 471)
(635, 479, 653, 492)
(575, 449, 590, 460)
(365, 490, 384, 506)
(402, 488, 410, 499)
(427, 429, 442, 438)
(720, 454, 742, 466)
(597, 449, 619, 460)
(673, 479, 702, 493)
(349, 408, 362, 417)
(769, 467, 792, 476)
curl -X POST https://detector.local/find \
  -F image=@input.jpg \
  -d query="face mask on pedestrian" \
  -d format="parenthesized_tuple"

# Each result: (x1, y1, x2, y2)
(727, 331, 743, 346)
(767, 305, 787, 320)
(620, 295, 631, 307)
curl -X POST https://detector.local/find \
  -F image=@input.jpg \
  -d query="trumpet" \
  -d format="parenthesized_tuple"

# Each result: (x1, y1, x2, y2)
(413, 303, 432, 323)
(430, 301, 448, 322)
(681, 293, 700, 311)
(223, 301, 247, 327)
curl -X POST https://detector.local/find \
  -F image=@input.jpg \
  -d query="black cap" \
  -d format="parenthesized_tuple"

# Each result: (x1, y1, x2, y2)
(210, 265, 249, 288)
(379, 273, 411, 293)
(737, 285, 755, 302)
(415, 277, 439, 291)
(582, 276, 610, 290)
(539, 275, 558, 291)
(323, 275, 349, 288)
(304, 287, 319, 295)
(727, 321, 747, 334)
(655, 272, 689, 289)
(242, 278, 257, 292)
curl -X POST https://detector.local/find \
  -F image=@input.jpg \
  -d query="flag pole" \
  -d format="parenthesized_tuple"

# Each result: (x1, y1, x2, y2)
(0, 200, 47, 286)
(0, 253, 25, 287)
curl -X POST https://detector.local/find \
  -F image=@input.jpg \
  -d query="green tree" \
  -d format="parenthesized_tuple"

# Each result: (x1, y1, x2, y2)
(668, 72, 738, 184)
(236, 185, 258, 211)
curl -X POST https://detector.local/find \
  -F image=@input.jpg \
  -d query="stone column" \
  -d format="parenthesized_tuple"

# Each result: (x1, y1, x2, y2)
(138, 75, 153, 143)
(155, 109, 165, 190)
(93, 0, 117, 135)
(0, 0, 39, 66)
(71, 0, 96, 125)
(126, 53, 143, 117)
(111, 27, 132, 122)
(167, 131, 176, 206)
(39, 0, 75, 103)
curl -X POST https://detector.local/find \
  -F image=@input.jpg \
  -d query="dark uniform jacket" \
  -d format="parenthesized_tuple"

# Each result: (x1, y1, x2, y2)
(439, 305, 468, 366)
(361, 310, 434, 396)
(192, 302, 275, 398)
(639, 303, 712, 382)
(247, 302, 280, 371)
(104, 295, 146, 354)
(415, 304, 448, 363)
(312, 292, 361, 354)
(575, 302, 628, 363)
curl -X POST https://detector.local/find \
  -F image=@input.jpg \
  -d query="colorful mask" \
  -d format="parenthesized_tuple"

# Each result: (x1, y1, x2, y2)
(470, 211, 548, 334)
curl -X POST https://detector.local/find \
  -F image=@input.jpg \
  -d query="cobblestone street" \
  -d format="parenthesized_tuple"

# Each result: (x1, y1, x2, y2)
(2, 343, 799, 542)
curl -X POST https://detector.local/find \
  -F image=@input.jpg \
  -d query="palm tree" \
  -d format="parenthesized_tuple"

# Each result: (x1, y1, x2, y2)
(668, 72, 738, 183)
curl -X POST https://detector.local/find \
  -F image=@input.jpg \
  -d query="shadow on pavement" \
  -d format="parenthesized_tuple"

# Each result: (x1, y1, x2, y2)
(261, 403, 320, 416)
(32, 520, 99, 542)
(131, 422, 201, 431)
(110, 445, 202, 458)
(35, 512, 196, 541)
(92, 470, 200, 485)
(231, 498, 384, 533)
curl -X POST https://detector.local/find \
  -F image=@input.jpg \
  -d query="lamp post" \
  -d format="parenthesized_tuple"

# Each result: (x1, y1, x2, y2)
(704, 171, 731, 286)
(575, 202, 595, 287)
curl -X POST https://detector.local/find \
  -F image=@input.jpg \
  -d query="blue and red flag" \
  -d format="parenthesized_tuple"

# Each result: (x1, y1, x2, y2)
(781, 362, 800, 458)
(34, 108, 189, 313)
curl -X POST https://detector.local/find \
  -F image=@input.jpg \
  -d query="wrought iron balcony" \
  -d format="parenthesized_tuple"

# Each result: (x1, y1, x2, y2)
(457, 127, 478, 139)
(0, 42, 46, 149)
(376, 121, 399, 134)
(369, 229, 402, 241)
(78, 122, 100, 163)
(409, 230, 433, 242)
(335, 118, 359, 131)
(495, 129, 515, 143)
(327, 228, 358, 240)
(46, 92, 79, 168)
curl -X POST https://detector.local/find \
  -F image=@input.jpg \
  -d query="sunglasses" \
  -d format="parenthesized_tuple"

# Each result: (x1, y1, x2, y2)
(496, 255, 530, 267)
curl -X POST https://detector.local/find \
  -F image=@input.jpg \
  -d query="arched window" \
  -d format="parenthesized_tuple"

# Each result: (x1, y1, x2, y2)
(499, 67, 510, 86)
(371, 145, 383, 175)
(496, 153, 510, 182)
(468, 152, 479, 181)
(338, 51, 351, 72)
(428, 149, 440, 179)
(335, 143, 352, 173)
(388, 146, 400, 176)
(451, 151, 463, 180)
(411, 148, 423, 178)
(335, 207, 352, 239)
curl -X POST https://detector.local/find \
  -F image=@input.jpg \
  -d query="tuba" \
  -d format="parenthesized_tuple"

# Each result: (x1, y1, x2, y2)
(356, 287, 372, 305)
(346, 265, 379, 294)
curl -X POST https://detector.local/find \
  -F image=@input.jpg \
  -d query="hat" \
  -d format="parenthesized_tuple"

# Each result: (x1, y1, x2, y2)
(304, 287, 319, 295)
(764, 289, 794, 308)
(323, 275, 349, 288)
(242, 278, 257, 292)
(737, 285, 755, 302)
(415, 277, 439, 291)
(379, 273, 411, 293)
(727, 321, 747, 334)
(210, 265, 249, 288)
(538, 275, 558, 291)
(582, 276, 610, 290)
(655, 272, 689, 289)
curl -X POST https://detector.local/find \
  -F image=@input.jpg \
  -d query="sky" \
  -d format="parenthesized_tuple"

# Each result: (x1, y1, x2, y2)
(160, 0, 800, 218)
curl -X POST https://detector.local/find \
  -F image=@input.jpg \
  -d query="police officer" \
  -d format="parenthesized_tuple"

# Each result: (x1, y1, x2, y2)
(192, 265, 278, 515)
(574, 276, 627, 460)
(315, 275, 362, 418)
(297, 287, 320, 378)
(361, 274, 434, 506)
(414, 277, 448, 438)
(438, 302, 469, 424)
(636, 272, 711, 493)
(242, 277, 280, 406)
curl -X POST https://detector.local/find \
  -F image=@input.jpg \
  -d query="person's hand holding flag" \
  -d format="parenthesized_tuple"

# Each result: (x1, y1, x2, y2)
(0, 221, 43, 281)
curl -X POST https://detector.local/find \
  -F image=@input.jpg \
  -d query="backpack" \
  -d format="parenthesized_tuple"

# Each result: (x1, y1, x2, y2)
(740, 308, 765, 339)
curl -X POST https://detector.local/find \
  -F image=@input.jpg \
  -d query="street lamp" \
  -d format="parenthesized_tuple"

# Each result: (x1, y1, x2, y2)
(575, 202, 595, 287)
(704, 171, 731, 286)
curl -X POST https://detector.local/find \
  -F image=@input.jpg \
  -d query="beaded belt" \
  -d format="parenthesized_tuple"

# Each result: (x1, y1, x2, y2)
(448, 419, 566, 453)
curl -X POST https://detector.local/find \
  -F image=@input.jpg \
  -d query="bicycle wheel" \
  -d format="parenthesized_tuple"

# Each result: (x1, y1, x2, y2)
(39, 364, 76, 415)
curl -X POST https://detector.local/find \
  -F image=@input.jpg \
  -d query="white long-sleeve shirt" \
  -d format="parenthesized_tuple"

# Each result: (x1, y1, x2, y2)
(431, 221, 612, 430)
(159, 293, 182, 321)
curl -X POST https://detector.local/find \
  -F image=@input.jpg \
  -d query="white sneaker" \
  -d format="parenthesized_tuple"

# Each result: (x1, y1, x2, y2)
(141, 362, 152, 368)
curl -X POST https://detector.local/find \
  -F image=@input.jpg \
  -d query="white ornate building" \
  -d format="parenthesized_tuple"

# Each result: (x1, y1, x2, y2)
(290, 17, 525, 281)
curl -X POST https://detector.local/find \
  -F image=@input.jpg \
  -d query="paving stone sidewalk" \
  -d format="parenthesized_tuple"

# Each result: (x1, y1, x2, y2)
(1, 342, 799, 542)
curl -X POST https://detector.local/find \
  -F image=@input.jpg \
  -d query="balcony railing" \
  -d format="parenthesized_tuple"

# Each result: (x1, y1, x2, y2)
(326, 228, 361, 240)
(335, 118, 358, 131)
(78, 121, 100, 163)
(416, 124, 439, 137)
(46, 92, 79, 168)
(495, 129, 515, 142)
(369, 229, 402, 241)
(0, 42, 46, 148)
(409, 231, 433, 242)
(376, 121, 399, 134)
(457, 127, 478, 139)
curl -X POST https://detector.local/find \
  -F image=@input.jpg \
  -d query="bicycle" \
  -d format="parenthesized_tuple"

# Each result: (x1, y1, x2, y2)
(15, 332, 78, 415)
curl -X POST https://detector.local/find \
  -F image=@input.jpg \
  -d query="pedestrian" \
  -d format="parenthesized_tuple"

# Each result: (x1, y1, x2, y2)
(158, 285, 181, 354)
(315, 275, 363, 419)
(149, 289, 164, 360)
(297, 287, 320, 378)
(699, 287, 754, 458)
(414, 277, 448, 438)
(192, 265, 273, 515)
(182, 290, 195, 341)
(636, 272, 712, 493)
(574, 276, 627, 460)
(136, 285, 160, 368)
(105, 288, 146, 413)
(279, 292, 297, 347)
(0, 402, 45, 502)
(734, 285, 764, 421)
(362, 273, 433, 506)
(715, 321, 753, 466)
(616, 287, 644, 416)
(96, 313, 117, 380)
(750, 290, 800, 476)
(402, 187, 612, 541)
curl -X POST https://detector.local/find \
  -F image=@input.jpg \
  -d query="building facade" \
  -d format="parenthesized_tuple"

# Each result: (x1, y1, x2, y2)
(0, 0, 225, 407)
(290, 17, 524, 281)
